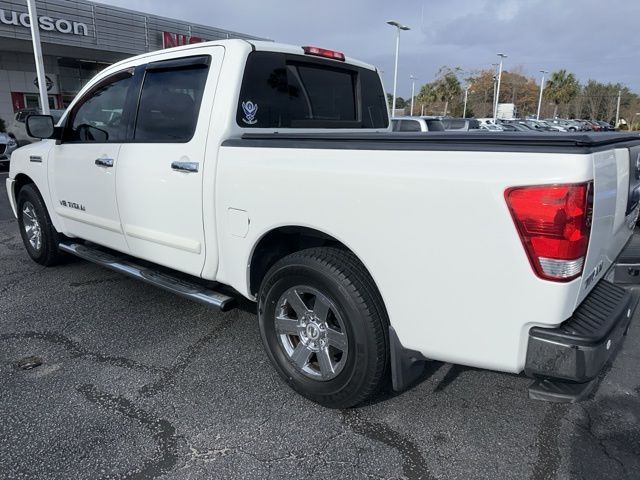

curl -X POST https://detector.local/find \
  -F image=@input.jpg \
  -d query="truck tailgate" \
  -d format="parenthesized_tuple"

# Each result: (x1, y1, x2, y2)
(578, 144, 640, 304)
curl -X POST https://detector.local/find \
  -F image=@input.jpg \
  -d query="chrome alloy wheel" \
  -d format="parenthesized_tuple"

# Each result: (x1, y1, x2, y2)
(22, 201, 42, 252)
(275, 286, 349, 381)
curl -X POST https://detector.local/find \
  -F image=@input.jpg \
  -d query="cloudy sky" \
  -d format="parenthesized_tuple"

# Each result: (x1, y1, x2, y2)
(94, 0, 640, 96)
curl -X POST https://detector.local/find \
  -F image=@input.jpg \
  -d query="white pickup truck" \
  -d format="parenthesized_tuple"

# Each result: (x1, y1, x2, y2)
(7, 39, 640, 408)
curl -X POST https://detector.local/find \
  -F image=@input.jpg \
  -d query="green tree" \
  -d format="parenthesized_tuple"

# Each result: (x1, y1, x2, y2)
(418, 67, 462, 116)
(386, 93, 407, 110)
(545, 70, 580, 118)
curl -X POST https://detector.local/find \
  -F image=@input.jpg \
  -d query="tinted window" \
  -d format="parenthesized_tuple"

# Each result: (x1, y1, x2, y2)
(237, 51, 388, 129)
(425, 119, 445, 131)
(398, 120, 421, 132)
(445, 119, 466, 130)
(66, 72, 133, 142)
(468, 119, 480, 129)
(134, 64, 209, 142)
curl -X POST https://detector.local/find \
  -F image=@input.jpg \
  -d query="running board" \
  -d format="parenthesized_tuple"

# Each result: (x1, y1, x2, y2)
(58, 242, 236, 312)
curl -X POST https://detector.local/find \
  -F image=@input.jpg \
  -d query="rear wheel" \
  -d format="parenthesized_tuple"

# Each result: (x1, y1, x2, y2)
(17, 184, 64, 266)
(258, 247, 388, 408)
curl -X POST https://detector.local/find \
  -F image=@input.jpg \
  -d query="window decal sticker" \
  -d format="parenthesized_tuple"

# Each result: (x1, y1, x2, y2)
(241, 100, 258, 125)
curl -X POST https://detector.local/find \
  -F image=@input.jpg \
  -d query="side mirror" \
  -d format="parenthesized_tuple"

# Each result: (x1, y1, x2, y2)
(26, 115, 56, 139)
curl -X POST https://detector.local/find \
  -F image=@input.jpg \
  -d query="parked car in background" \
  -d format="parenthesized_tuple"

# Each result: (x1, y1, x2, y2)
(392, 116, 445, 132)
(477, 118, 499, 126)
(546, 118, 582, 132)
(6, 109, 65, 146)
(479, 123, 504, 131)
(533, 120, 566, 132)
(499, 121, 534, 132)
(440, 117, 481, 131)
(0, 132, 18, 166)
(596, 120, 614, 131)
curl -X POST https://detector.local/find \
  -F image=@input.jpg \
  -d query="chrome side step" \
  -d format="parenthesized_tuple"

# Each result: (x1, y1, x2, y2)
(59, 242, 236, 312)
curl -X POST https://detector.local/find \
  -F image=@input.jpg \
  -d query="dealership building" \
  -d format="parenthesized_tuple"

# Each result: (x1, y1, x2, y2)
(0, 0, 263, 125)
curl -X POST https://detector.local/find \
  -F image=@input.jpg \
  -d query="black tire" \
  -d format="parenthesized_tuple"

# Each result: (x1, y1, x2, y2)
(258, 247, 389, 408)
(16, 184, 64, 266)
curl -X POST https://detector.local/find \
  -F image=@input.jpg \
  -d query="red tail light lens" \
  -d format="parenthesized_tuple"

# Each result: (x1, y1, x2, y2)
(505, 183, 593, 282)
(302, 46, 346, 61)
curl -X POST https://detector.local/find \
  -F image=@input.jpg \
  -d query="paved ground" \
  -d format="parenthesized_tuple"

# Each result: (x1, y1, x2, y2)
(1, 168, 639, 480)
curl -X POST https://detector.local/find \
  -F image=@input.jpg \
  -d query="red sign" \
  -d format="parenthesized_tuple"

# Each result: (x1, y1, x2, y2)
(162, 31, 204, 49)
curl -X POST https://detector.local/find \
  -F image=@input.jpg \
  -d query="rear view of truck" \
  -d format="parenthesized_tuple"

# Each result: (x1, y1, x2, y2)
(509, 137, 640, 401)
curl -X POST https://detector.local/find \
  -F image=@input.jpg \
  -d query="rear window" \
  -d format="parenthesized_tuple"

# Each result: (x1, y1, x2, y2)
(237, 51, 388, 129)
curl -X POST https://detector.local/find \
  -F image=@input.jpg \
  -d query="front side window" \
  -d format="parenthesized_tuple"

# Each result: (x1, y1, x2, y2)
(66, 71, 133, 142)
(134, 64, 209, 142)
(237, 51, 388, 129)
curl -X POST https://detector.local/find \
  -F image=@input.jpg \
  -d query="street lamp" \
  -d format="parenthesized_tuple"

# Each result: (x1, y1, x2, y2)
(536, 70, 548, 120)
(387, 20, 410, 116)
(409, 75, 417, 115)
(463, 84, 472, 118)
(491, 63, 498, 117)
(615, 89, 622, 127)
(26, 0, 49, 114)
(493, 53, 507, 119)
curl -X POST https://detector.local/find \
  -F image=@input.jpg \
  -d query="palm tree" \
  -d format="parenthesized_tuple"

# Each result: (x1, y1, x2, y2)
(419, 67, 462, 116)
(545, 70, 580, 118)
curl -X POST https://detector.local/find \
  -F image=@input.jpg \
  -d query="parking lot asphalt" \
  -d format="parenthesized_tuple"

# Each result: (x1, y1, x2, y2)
(1, 171, 639, 480)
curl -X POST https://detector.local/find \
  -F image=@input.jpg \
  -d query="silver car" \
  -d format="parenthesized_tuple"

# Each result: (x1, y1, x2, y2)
(0, 132, 18, 166)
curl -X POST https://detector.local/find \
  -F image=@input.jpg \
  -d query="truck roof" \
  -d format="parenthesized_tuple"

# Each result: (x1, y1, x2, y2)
(101, 39, 377, 76)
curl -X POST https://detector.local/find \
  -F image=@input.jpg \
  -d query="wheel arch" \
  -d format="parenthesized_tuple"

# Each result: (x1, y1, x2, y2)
(248, 225, 381, 302)
(10, 173, 36, 216)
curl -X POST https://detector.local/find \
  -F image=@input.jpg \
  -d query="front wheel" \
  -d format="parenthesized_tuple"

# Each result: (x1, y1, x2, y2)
(17, 184, 64, 266)
(258, 247, 389, 408)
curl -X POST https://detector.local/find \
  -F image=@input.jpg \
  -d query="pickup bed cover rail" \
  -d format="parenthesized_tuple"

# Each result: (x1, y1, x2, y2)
(224, 132, 640, 153)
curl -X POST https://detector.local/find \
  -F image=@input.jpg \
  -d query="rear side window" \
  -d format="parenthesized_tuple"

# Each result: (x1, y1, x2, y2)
(425, 119, 445, 131)
(237, 51, 388, 129)
(398, 120, 421, 132)
(134, 60, 209, 142)
(445, 119, 466, 130)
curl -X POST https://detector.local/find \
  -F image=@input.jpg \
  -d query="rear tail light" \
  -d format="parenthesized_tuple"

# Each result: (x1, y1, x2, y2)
(505, 182, 593, 282)
(302, 46, 345, 61)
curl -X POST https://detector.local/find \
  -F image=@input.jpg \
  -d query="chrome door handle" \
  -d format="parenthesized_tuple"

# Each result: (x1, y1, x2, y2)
(171, 161, 199, 173)
(95, 157, 114, 167)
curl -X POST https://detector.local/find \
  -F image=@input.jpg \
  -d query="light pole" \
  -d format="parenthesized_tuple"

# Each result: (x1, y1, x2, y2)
(536, 70, 548, 120)
(387, 20, 410, 116)
(615, 89, 622, 127)
(463, 84, 472, 118)
(26, 0, 49, 114)
(409, 75, 417, 115)
(493, 53, 507, 119)
(491, 63, 498, 117)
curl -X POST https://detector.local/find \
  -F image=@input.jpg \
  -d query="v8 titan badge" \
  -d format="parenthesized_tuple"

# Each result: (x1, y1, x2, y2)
(241, 100, 258, 125)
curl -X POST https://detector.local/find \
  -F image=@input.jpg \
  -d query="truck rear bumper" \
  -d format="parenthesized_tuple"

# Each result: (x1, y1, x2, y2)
(524, 280, 635, 384)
